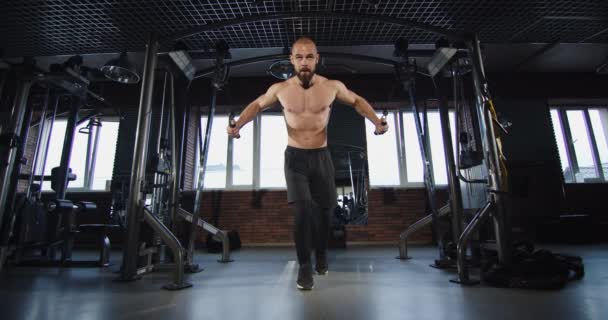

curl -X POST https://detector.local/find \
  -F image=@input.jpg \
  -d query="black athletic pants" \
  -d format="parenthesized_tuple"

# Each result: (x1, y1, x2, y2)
(284, 146, 337, 266)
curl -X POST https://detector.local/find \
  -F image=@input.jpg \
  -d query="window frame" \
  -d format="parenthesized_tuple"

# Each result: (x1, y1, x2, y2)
(39, 116, 120, 193)
(195, 113, 271, 191)
(550, 105, 608, 183)
(365, 108, 456, 189)
(194, 107, 459, 191)
(257, 112, 290, 189)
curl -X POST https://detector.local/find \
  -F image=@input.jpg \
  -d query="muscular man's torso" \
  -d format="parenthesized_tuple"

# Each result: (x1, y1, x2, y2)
(276, 75, 337, 149)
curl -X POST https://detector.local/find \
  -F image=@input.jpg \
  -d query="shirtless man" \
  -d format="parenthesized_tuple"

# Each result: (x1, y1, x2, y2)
(227, 36, 388, 290)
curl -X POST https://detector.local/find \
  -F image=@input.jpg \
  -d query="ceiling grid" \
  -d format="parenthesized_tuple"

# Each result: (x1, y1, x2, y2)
(0, 0, 606, 57)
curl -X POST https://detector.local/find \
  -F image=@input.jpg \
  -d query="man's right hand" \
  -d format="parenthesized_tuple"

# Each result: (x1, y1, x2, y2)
(227, 125, 240, 138)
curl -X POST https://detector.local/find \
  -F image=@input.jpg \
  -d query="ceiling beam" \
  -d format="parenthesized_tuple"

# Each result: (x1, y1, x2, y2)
(579, 25, 608, 43)
(512, 41, 560, 71)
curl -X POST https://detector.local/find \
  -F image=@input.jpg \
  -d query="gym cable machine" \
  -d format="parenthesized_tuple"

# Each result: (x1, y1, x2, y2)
(5, 12, 508, 288)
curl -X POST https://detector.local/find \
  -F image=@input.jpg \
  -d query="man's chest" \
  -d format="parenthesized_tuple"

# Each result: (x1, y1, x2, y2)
(277, 85, 336, 114)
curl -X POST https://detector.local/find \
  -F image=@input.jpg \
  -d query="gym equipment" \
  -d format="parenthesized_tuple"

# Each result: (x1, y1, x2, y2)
(0, 58, 118, 270)
(394, 48, 464, 267)
(373, 109, 388, 135)
(0, 69, 34, 250)
(483, 242, 584, 289)
(451, 59, 484, 171)
(451, 38, 511, 284)
(228, 112, 240, 139)
(205, 191, 242, 253)
(13, 196, 110, 267)
(329, 144, 369, 226)
(116, 12, 510, 288)
(116, 36, 191, 290)
(117, 37, 233, 290)
(182, 65, 233, 266)
(23, 116, 115, 267)
(391, 36, 511, 284)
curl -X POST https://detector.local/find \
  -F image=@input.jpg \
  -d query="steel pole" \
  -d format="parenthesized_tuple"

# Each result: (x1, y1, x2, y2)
(120, 33, 160, 280)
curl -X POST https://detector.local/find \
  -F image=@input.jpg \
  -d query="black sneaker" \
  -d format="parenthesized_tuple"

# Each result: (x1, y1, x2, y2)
(315, 252, 328, 275)
(297, 264, 314, 290)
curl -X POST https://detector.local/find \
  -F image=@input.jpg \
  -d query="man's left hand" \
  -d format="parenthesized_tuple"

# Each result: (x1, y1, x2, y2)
(374, 119, 389, 135)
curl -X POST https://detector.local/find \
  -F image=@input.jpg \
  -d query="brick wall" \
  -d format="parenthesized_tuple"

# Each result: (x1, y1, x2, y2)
(345, 188, 432, 243)
(185, 187, 435, 245)
(53, 186, 434, 248)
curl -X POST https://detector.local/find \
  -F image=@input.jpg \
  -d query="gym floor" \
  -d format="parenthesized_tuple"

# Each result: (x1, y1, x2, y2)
(0, 245, 605, 320)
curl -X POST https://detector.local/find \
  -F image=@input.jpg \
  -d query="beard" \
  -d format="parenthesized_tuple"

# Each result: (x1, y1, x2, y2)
(296, 68, 315, 89)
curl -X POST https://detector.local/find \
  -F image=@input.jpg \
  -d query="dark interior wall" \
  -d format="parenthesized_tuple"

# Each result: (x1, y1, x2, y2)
(328, 103, 367, 149)
(188, 73, 445, 108)
(327, 103, 367, 184)
(560, 183, 608, 242)
(495, 98, 564, 201)
(488, 73, 608, 241)
(0, 69, 18, 130)
(489, 72, 608, 99)
(95, 71, 608, 110)
(112, 108, 138, 185)
(496, 98, 559, 165)
(494, 98, 565, 235)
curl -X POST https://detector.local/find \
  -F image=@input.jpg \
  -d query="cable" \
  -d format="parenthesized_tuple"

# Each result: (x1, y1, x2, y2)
(488, 99, 509, 190)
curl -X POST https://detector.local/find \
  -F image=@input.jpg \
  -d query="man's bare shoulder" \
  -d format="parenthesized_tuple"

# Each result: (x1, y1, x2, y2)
(268, 81, 289, 94)
(315, 74, 329, 82)
(271, 81, 289, 89)
(324, 79, 347, 90)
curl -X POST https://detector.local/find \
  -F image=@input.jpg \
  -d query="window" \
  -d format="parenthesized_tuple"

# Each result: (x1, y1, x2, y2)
(550, 107, 608, 183)
(365, 109, 456, 187)
(550, 109, 573, 182)
(92, 122, 119, 190)
(260, 114, 288, 188)
(199, 115, 229, 188)
(41, 118, 119, 191)
(194, 107, 459, 190)
(195, 113, 290, 190)
(589, 109, 608, 176)
(427, 111, 457, 185)
(402, 112, 424, 183)
(195, 114, 256, 189)
(232, 122, 254, 186)
(42, 120, 70, 190)
(365, 111, 400, 186)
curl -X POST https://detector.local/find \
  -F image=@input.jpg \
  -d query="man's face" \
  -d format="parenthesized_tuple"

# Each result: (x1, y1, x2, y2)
(290, 41, 319, 88)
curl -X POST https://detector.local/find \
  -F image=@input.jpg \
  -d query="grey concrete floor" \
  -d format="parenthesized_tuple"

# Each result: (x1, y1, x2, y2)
(0, 245, 606, 320)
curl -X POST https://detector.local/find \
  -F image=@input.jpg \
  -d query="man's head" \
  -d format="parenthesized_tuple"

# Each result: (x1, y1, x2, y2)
(290, 36, 319, 89)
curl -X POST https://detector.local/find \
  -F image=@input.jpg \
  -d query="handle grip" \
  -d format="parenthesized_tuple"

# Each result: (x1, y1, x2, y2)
(229, 112, 240, 139)
(374, 109, 388, 135)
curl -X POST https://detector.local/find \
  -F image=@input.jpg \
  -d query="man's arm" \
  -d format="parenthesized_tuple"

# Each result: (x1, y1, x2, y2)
(227, 82, 281, 137)
(332, 80, 388, 134)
